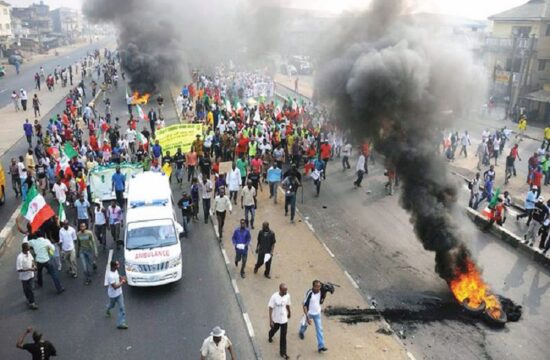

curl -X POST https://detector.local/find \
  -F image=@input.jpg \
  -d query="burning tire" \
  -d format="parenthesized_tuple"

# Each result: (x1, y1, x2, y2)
(461, 298, 486, 316)
(483, 307, 507, 328)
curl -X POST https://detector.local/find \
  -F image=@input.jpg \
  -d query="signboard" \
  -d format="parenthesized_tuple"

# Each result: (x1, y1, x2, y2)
(88, 163, 144, 201)
(218, 161, 232, 175)
(495, 70, 519, 85)
(155, 123, 202, 155)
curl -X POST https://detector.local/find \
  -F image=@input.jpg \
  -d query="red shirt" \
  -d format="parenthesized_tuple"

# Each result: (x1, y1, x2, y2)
(510, 147, 519, 159)
(251, 158, 263, 174)
(363, 143, 370, 157)
(90, 135, 99, 151)
(532, 171, 543, 187)
(320, 143, 331, 159)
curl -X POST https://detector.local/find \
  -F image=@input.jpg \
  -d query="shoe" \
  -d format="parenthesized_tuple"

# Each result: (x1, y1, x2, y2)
(29, 303, 39, 310)
(235, 260, 238, 267)
(254, 268, 258, 274)
(285, 212, 288, 217)
(281, 354, 290, 359)
(264, 274, 271, 279)
(105, 309, 111, 318)
(85, 279, 91, 285)
(72, 274, 78, 279)
(318, 347, 328, 352)
(57, 288, 65, 294)
(117, 324, 129, 330)
(251, 225, 255, 229)
(299, 332, 304, 340)
(268, 337, 273, 343)
(529, 243, 534, 247)
(241, 272, 246, 279)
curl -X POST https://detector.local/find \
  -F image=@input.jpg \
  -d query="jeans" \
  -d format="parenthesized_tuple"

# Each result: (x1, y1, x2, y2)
(80, 250, 94, 281)
(269, 181, 279, 203)
(115, 190, 124, 208)
(342, 156, 350, 169)
(230, 190, 238, 204)
(244, 205, 255, 228)
(62, 249, 77, 275)
(21, 179, 28, 201)
(181, 212, 190, 235)
(22, 279, 35, 304)
(354, 170, 364, 187)
(299, 313, 325, 350)
(36, 260, 63, 291)
(95, 224, 107, 248)
(284, 194, 296, 221)
(216, 211, 226, 237)
(269, 322, 288, 355)
(525, 221, 542, 244)
(187, 165, 195, 182)
(202, 198, 211, 223)
(110, 223, 121, 246)
(107, 294, 127, 326)
(235, 251, 247, 274)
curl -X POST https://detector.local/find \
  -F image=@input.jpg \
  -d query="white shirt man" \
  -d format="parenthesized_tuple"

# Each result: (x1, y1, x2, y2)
(356, 154, 365, 173)
(342, 143, 352, 157)
(126, 128, 136, 144)
(227, 167, 241, 193)
(16, 250, 35, 282)
(268, 284, 291, 357)
(52, 181, 68, 204)
(59, 224, 78, 276)
(200, 327, 235, 360)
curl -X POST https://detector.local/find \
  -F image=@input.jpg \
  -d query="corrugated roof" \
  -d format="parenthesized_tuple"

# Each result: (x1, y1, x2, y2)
(489, 0, 550, 21)
(524, 89, 550, 103)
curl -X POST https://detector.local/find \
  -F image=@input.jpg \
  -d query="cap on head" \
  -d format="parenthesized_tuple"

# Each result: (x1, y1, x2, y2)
(539, 196, 545, 202)
(210, 326, 225, 337)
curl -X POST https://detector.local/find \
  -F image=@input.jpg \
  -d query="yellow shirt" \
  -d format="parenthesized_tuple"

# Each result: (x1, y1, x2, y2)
(207, 111, 214, 126)
(544, 127, 550, 140)
(518, 119, 527, 131)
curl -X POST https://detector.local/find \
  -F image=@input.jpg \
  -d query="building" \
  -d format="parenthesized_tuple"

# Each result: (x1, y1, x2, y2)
(50, 7, 80, 39)
(0, 1, 12, 38)
(11, 1, 52, 37)
(485, 0, 550, 123)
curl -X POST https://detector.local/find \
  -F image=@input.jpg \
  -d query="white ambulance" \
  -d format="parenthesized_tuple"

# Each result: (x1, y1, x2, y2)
(123, 172, 183, 286)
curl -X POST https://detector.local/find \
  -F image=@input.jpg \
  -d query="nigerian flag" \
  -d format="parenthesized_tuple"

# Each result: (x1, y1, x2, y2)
(21, 186, 55, 232)
(488, 187, 501, 209)
(63, 142, 78, 159)
(58, 202, 66, 223)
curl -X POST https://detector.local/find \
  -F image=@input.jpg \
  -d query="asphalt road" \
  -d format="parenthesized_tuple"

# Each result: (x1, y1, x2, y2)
(0, 77, 255, 359)
(0, 38, 111, 108)
(297, 155, 550, 359)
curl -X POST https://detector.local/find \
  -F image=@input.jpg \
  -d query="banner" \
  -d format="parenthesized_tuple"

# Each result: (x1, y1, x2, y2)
(155, 123, 202, 155)
(88, 163, 144, 201)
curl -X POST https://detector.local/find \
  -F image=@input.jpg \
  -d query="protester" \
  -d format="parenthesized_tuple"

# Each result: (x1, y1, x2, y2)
(16, 243, 38, 310)
(212, 188, 232, 238)
(59, 220, 78, 278)
(232, 219, 251, 278)
(299, 280, 328, 353)
(268, 283, 291, 359)
(76, 222, 98, 285)
(105, 260, 128, 329)
(16, 327, 57, 359)
(200, 326, 235, 360)
(241, 180, 257, 229)
(254, 222, 276, 278)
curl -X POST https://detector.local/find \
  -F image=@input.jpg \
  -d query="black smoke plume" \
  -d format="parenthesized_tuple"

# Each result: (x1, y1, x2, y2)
(316, 0, 485, 282)
(83, 0, 242, 94)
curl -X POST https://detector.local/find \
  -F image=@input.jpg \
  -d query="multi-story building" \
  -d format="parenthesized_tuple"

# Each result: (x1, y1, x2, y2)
(0, 1, 12, 38)
(12, 0, 52, 37)
(484, 0, 550, 122)
(51, 7, 80, 39)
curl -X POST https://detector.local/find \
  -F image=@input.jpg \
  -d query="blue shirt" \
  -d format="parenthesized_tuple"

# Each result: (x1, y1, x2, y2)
(112, 172, 126, 192)
(525, 190, 537, 210)
(23, 123, 33, 136)
(267, 167, 282, 183)
(74, 199, 90, 219)
(484, 179, 493, 198)
(232, 228, 251, 254)
(153, 144, 162, 158)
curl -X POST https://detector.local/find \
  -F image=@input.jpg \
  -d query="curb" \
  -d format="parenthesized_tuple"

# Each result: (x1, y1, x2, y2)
(209, 218, 263, 360)
(0, 205, 21, 257)
(464, 207, 550, 268)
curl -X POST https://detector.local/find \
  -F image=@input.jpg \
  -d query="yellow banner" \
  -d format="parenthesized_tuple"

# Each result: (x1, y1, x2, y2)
(155, 124, 202, 155)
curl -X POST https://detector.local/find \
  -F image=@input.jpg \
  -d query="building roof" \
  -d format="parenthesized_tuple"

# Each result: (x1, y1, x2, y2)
(489, 0, 550, 21)
(524, 89, 550, 103)
(0, 1, 11, 7)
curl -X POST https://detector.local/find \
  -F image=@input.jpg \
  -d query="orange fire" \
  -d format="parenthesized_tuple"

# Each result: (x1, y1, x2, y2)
(449, 259, 502, 316)
(132, 91, 150, 105)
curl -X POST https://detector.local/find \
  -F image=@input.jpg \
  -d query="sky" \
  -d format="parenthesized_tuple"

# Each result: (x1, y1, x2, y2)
(6, 0, 530, 20)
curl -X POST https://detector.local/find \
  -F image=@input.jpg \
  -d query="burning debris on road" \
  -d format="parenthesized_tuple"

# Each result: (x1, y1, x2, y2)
(325, 295, 521, 329)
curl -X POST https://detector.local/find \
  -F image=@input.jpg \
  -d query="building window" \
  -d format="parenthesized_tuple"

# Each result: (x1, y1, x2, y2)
(512, 26, 532, 37)
(539, 60, 547, 71)
(5, 23, 9, 29)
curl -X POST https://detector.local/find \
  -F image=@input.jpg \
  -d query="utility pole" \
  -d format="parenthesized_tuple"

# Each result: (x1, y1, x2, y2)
(505, 34, 518, 120)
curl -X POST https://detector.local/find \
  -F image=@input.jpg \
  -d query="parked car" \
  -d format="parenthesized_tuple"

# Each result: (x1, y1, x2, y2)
(8, 54, 23, 65)
(280, 64, 297, 76)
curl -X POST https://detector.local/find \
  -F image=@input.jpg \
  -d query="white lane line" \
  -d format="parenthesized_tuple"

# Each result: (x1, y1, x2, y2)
(231, 279, 240, 294)
(221, 248, 230, 265)
(104, 249, 113, 286)
(305, 219, 315, 233)
(243, 313, 255, 337)
(322, 242, 335, 258)
(0, 89, 7, 93)
(344, 270, 359, 289)
(407, 351, 417, 360)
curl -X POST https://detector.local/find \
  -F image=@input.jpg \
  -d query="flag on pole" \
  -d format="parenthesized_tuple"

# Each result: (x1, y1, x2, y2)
(63, 142, 78, 159)
(136, 104, 145, 121)
(488, 187, 501, 209)
(58, 202, 66, 223)
(20, 186, 55, 232)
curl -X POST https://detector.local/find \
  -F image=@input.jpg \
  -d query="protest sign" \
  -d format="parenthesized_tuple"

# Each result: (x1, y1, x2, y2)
(155, 124, 202, 155)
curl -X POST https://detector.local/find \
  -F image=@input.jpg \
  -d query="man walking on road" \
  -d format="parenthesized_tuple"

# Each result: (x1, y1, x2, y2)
(111, 166, 126, 208)
(59, 220, 78, 278)
(254, 222, 276, 278)
(23, 119, 33, 147)
(282, 173, 300, 223)
(200, 176, 213, 224)
(268, 283, 291, 359)
(200, 326, 236, 360)
(241, 180, 257, 229)
(76, 222, 98, 285)
(213, 188, 232, 239)
(106, 260, 128, 329)
(20, 88, 28, 111)
(232, 219, 251, 278)
(523, 196, 549, 247)
(299, 280, 328, 353)
(16, 243, 38, 309)
(28, 235, 64, 293)
(16, 327, 57, 359)
(354, 151, 366, 188)
(107, 200, 123, 249)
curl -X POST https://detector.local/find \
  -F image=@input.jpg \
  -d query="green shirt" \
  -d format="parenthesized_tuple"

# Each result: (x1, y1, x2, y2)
(236, 158, 248, 177)
(77, 230, 98, 256)
(28, 237, 54, 263)
(248, 142, 257, 157)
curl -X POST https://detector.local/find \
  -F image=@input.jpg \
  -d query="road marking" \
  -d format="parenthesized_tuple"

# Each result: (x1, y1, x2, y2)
(0, 205, 22, 249)
(0, 89, 7, 93)
(344, 270, 359, 289)
(243, 312, 255, 337)
(221, 248, 230, 265)
(322, 242, 335, 257)
(104, 249, 113, 286)
(407, 351, 417, 360)
(231, 279, 240, 294)
(305, 219, 315, 233)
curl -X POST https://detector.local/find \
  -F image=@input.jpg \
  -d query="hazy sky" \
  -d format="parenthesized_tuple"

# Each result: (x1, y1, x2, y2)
(6, 0, 529, 20)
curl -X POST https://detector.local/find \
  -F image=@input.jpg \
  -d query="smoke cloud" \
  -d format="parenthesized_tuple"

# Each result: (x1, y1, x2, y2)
(316, 0, 486, 282)
(83, 0, 243, 93)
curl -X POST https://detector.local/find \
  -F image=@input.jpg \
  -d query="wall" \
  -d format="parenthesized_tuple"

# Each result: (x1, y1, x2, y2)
(0, 5, 11, 37)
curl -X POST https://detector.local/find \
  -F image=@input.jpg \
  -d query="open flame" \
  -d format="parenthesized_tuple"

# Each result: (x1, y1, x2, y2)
(449, 258, 502, 317)
(132, 91, 150, 105)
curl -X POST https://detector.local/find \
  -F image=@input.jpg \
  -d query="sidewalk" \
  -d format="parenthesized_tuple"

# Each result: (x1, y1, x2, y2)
(212, 188, 409, 360)
(274, 74, 314, 100)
